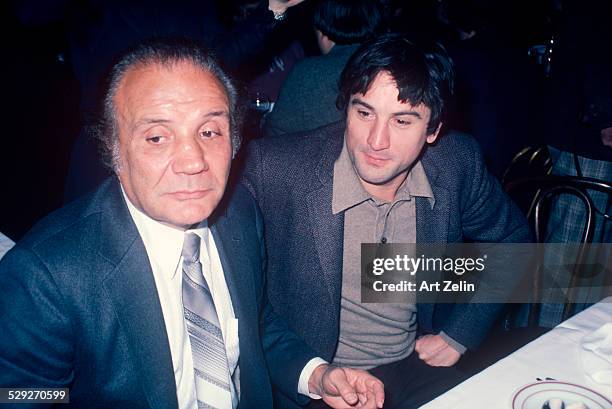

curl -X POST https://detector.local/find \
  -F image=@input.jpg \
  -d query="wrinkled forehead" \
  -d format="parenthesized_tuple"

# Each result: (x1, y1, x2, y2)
(123, 60, 226, 95)
(114, 60, 230, 119)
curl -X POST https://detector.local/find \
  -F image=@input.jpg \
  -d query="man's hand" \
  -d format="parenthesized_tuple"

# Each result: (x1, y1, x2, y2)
(308, 364, 384, 408)
(415, 334, 461, 367)
(268, 0, 306, 16)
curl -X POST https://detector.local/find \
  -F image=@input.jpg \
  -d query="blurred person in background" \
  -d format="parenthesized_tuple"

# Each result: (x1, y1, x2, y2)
(536, 0, 612, 327)
(265, 0, 384, 137)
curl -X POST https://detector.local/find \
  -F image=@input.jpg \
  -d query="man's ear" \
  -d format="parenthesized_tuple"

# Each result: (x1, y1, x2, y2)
(426, 122, 443, 144)
(315, 29, 335, 55)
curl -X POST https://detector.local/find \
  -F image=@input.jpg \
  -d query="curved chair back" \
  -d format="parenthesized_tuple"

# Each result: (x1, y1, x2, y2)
(501, 146, 552, 187)
(504, 175, 612, 323)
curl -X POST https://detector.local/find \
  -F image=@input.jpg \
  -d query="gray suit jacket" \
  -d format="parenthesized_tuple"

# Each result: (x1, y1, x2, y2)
(242, 121, 531, 363)
(0, 178, 315, 409)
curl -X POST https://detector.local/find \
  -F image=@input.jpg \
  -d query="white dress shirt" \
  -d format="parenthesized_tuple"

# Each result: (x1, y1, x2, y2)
(0, 231, 14, 260)
(122, 190, 324, 408)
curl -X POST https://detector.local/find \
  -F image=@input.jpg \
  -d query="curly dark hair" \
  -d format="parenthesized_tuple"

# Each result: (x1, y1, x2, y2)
(337, 33, 454, 135)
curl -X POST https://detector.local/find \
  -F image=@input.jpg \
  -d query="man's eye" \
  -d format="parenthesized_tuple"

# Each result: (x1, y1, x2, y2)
(201, 130, 221, 138)
(396, 118, 411, 126)
(146, 136, 164, 143)
(357, 110, 371, 118)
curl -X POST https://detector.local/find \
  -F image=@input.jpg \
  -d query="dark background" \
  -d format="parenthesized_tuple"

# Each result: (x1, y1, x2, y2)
(1, 2, 80, 240)
(2, 0, 593, 241)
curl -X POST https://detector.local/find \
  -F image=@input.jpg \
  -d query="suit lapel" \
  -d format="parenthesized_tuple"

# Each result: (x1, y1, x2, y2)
(307, 133, 345, 319)
(417, 150, 449, 244)
(416, 151, 450, 331)
(307, 188, 344, 320)
(209, 204, 269, 408)
(209, 214, 251, 322)
(99, 179, 178, 409)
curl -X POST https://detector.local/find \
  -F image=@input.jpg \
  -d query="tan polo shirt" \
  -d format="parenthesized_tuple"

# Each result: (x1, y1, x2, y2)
(331, 141, 436, 369)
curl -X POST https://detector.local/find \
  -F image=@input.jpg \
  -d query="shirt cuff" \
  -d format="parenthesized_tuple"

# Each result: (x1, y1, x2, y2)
(439, 331, 467, 355)
(298, 357, 328, 399)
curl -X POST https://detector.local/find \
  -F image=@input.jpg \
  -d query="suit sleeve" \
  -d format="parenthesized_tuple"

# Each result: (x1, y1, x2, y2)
(438, 137, 531, 350)
(460, 138, 531, 244)
(248, 191, 317, 405)
(241, 139, 266, 207)
(0, 245, 74, 408)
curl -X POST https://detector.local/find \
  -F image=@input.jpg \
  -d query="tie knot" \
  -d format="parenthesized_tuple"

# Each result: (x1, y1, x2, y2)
(182, 232, 201, 263)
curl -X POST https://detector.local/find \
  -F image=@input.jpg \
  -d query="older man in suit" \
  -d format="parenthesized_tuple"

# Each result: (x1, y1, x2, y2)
(0, 39, 384, 409)
(243, 34, 530, 408)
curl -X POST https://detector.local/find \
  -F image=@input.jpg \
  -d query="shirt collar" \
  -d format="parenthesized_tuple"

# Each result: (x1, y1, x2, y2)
(332, 140, 371, 214)
(405, 161, 436, 209)
(332, 139, 435, 214)
(121, 186, 208, 279)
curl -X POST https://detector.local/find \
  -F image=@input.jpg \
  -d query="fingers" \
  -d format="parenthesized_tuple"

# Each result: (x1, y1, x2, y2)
(345, 370, 385, 408)
(424, 349, 450, 366)
(357, 390, 379, 409)
(332, 374, 359, 406)
(415, 334, 461, 366)
(321, 367, 385, 409)
(368, 378, 385, 408)
(415, 335, 445, 361)
(420, 346, 461, 367)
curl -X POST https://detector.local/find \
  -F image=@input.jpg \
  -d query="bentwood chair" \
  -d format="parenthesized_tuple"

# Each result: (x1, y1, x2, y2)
(504, 175, 612, 325)
(457, 174, 611, 375)
(501, 146, 552, 186)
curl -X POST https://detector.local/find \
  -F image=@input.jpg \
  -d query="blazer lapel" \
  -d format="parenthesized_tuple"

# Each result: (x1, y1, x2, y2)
(209, 215, 251, 323)
(99, 180, 178, 409)
(417, 151, 449, 244)
(209, 205, 270, 408)
(307, 133, 345, 320)
(416, 151, 450, 332)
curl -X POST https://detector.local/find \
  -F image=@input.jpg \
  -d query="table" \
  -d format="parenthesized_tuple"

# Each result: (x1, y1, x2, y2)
(422, 298, 612, 408)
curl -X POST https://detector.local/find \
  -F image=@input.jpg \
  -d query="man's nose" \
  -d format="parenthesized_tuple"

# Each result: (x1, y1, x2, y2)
(367, 119, 390, 151)
(172, 137, 208, 174)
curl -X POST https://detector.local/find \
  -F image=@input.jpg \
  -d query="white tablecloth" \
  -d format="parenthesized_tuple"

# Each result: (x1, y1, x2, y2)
(422, 298, 612, 408)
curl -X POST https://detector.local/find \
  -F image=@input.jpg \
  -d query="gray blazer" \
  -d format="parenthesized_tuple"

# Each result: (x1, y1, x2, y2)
(242, 121, 531, 361)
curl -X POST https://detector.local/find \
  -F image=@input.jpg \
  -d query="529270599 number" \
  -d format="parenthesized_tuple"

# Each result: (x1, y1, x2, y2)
(0, 388, 69, 403)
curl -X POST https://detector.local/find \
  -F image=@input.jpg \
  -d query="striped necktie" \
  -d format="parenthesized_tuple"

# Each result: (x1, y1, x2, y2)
(182, 232, 233, 409)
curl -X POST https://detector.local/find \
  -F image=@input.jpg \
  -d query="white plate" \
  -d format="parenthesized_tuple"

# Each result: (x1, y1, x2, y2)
(512, 381, 612, 409)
